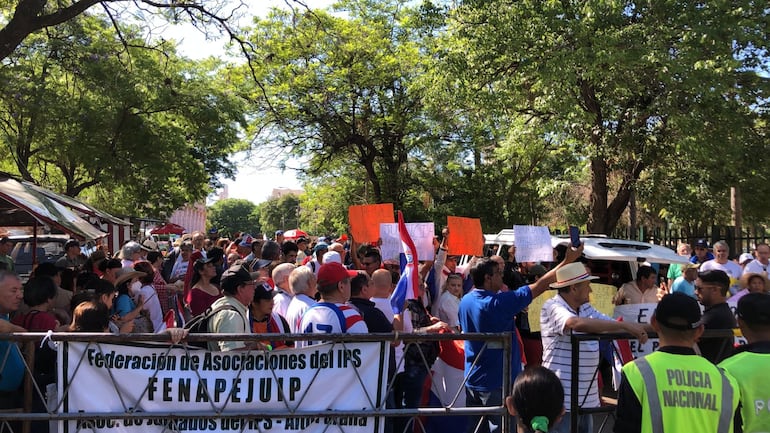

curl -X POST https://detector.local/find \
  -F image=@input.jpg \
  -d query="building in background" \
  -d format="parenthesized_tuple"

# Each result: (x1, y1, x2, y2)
(271, 188, 303, 199)
(170, 202, 206, 234)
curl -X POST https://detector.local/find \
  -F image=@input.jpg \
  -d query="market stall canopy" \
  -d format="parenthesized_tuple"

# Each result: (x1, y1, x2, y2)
(22, 181, 131, 227)
(0, 176, 107, 241)
(150, 223, 186, 235)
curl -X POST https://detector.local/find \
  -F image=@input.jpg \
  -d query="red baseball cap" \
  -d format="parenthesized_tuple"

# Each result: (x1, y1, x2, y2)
(317, 262, 358, 286)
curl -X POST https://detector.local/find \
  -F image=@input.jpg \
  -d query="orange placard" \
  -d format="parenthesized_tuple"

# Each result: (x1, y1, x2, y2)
(348, 203, 394, 243)
(446, 216, 483, 256)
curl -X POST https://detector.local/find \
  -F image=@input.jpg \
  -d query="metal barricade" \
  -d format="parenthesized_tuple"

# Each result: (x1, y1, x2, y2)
(0, 331, 513, 433)
(568, 328, 739, 433)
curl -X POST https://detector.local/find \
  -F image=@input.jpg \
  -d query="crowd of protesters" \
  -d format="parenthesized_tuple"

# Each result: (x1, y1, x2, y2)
(1, 229, 770, 433)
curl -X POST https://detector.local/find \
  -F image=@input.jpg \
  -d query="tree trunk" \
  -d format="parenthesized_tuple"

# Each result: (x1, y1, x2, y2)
(587, 157, 609, 234)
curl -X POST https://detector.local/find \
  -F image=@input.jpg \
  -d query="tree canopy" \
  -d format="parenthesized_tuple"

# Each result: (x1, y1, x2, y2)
(0, 13, 247, 217)
(3, 0, 770, 237)
(206, 198, 260, 238)
(241, 0, 436, 210)
(438, 0, 770, 234)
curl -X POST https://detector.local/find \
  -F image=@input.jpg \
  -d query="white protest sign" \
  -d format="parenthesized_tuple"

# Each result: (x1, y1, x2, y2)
(612, 303, 660, 357)
(379, 222, 435, 262)
(613, 302, 746, 354)
(60, 342, 389, 433)
(512, 225, 552, 263)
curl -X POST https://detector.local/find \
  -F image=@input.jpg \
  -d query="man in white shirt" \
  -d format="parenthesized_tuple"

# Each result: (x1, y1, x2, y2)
(298, 262, 367, 347)
(271, 263, 295, 318)
(541, 263, 648, 433)
(285, 266, 317, 333)
(700, 240, 743, 295)
(744, 243, 770, 275)
(305, 243, 328, 276)
(370, 269, 395, 324)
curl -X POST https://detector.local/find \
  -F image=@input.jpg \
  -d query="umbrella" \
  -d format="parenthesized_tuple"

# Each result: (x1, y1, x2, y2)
(283, 229, 308, 240)
(150, 223, 186, 235)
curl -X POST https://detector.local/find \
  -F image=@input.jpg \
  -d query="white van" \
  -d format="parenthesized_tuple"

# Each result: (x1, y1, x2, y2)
(464, 230, 689, 287)
(551, 235, 689, 286)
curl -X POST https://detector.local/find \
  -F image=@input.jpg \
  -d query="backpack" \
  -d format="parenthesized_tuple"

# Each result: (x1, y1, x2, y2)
(183, 304, 238, 348)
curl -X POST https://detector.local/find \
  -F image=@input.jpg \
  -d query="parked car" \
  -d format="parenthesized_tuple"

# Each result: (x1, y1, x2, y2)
(8, 235, 95, 281)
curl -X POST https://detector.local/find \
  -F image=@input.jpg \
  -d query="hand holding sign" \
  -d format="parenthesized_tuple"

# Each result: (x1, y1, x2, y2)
(446, 217, 483, 256)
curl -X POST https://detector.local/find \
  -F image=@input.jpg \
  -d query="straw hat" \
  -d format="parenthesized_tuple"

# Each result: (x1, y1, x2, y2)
(114, 268, 147, 287)
(549, 263, 598, 289)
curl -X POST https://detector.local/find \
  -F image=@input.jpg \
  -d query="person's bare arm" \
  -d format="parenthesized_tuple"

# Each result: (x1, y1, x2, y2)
(529, 244, 585, 298)
(392, 314, 404, 331)
(565, 317, 649, 343)
(350, 233, 364, 270)
(418, 320, 453, 333)
(0, 321, 25, 333)
(434, 228, 449, 272)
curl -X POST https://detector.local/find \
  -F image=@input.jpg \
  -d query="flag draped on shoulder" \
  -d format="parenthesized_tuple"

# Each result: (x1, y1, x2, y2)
(390, 211, 419, 314)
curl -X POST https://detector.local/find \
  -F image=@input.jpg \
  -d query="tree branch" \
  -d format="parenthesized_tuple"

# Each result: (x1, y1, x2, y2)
(0, 0, 102, 60)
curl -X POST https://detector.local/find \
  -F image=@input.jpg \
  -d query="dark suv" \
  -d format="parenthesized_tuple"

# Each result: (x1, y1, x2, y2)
(10, 235, 71, 280)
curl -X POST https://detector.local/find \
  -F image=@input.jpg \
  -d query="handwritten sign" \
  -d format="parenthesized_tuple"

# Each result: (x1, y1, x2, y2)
(446, 217, 483, 256)
(512, 226, 552, 262)
(348, 204, 393, 244)
(379, 222, 435, 262)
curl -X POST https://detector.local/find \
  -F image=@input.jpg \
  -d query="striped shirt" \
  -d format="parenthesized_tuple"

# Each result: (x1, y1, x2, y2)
(297, 302, 368, 348)
(541, 294, 611, 409)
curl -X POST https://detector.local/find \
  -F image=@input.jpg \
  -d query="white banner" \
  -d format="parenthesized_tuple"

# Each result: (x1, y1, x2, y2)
(612, 303, 661, 357)
(59, 342, 389, 433)
(613, 302, 746, 355)
(512, 225, 552, 263)
(379, 222, 435, 262)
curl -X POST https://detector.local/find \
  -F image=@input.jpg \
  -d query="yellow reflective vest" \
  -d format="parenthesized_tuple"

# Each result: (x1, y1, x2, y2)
(622, 351, 739, 433)
(719, 349, 770, 433)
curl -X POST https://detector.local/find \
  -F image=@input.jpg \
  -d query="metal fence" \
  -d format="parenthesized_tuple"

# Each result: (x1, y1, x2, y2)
(0, 332, 511, 433)
(568, 329, 740, 433)
(620, 225, 770, 257)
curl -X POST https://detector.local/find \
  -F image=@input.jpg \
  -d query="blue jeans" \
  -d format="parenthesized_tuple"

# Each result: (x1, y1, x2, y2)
(550, 411, 593, 433)
(465, 388, 510, 433)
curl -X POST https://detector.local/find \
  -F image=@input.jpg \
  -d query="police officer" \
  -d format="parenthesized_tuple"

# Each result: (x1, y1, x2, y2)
(719, 293, 770, 433)
(614, 292, 740, 433)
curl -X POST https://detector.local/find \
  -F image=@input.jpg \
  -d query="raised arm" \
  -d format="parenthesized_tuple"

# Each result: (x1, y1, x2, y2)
(529, 244, 584, 298)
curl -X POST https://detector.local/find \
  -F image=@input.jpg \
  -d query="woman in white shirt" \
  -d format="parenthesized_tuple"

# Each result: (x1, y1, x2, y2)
(436, 273, 463, 331)
(133, 261, 165, 333)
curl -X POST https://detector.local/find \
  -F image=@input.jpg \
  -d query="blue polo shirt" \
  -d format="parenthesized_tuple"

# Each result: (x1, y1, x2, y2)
(0, 315, 24, 392)
(459, 286, 532, 391)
